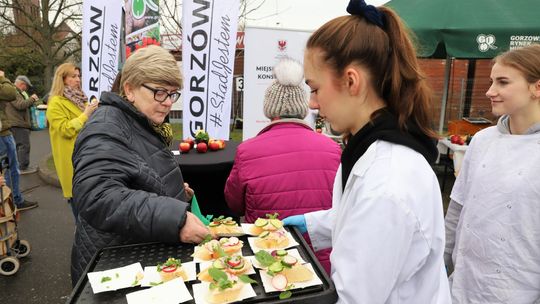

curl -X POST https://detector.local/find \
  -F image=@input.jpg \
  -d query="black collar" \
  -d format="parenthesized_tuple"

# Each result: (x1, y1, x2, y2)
(341, 109, 438, 190)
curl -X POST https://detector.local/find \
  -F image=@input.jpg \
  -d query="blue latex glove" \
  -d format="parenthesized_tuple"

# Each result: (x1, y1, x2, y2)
(282, 215, 307, 234)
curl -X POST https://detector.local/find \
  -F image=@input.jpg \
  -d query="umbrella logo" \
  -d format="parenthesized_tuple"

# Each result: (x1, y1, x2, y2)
(477, 34, 498, 52)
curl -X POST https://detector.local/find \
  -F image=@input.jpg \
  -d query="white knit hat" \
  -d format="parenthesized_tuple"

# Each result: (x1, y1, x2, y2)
(263, 58, 308, 119)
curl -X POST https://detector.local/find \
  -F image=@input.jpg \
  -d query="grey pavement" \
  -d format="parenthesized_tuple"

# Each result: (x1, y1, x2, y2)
(0, 129, 74, 304)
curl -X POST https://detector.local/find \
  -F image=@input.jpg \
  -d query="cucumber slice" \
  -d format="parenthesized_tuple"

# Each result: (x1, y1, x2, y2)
(268, 261, 284, 273)
(254, 218, 268, 227)
(223, 220, 237, 226)
(270, 219, 283, 229)
(276, 249, 288, 257)
(209, 221, 220, 227)
(259, 231, 270, 238)
(281, 256, 297, 267)
(212, 260, 225, 269)
(230, 259, 245, 270)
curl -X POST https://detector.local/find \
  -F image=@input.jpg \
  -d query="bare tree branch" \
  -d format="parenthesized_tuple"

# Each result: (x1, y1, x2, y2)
(0, 0, 82, 89)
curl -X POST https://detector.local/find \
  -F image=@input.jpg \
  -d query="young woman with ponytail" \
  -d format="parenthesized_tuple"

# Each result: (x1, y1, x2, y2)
(282, 1, 451, 302)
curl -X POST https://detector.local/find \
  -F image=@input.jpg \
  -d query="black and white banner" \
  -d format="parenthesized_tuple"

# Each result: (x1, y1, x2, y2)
(182, 0, 239, 140)
(82, 0, 123, 101)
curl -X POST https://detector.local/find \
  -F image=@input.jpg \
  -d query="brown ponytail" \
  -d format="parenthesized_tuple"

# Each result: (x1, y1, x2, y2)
(306, 6, 437, 138)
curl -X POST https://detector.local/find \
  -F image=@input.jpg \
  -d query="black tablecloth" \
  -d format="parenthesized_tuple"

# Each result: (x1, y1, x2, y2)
(172, 140, 240, 218)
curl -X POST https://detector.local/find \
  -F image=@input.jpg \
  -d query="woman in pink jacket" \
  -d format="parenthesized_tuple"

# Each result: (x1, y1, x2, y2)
(224, 58, 341, 274)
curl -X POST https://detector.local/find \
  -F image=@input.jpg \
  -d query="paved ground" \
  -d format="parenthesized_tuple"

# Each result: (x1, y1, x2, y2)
(0, 129, 75, 304)
(0, 129, 455, 304)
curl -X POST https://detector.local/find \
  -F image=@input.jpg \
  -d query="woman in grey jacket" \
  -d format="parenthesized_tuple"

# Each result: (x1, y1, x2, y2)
(70, 46, 209, 286)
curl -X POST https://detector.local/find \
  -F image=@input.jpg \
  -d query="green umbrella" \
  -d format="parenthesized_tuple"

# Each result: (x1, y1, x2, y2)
(385, 0, 540, 59)
(385, 0, 540, 131)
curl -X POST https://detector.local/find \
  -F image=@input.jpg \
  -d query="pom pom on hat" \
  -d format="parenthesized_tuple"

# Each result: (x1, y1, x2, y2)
(263, 58, 308, 120)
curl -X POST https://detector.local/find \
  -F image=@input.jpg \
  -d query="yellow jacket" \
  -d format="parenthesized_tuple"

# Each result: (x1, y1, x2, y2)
(46, 95, 88, 198)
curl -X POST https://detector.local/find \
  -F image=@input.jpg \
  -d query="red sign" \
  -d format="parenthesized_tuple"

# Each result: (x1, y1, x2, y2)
(236, 32, 244, 49)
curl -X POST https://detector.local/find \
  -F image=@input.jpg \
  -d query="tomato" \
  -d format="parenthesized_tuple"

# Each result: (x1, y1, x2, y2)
(160, 265, 177, 273)
(226, 256, 242, 267)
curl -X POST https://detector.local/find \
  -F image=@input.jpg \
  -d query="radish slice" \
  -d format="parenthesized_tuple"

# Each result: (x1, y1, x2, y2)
(281, 256, 297, 267)
(205, 240, 219, 252)
(226, 237, 239, 246)
(271, 274, 288, 291)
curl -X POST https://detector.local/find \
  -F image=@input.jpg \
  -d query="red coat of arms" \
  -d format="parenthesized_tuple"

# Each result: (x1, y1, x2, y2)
(278, 40, 287, 51)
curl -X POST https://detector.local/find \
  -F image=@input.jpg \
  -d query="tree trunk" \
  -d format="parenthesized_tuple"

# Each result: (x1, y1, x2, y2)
(44, 61, 54, 93)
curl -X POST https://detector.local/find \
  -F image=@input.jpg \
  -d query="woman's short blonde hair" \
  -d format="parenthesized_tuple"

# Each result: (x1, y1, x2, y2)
(120, 45, 182, 95)
(49, 63, 79, 97)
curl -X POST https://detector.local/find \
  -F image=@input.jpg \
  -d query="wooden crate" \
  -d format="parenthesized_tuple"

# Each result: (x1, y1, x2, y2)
(448, 119, 492, 135)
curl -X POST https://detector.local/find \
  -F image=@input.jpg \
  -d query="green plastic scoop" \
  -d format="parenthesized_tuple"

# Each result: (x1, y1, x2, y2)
(190, 194, 213, 225)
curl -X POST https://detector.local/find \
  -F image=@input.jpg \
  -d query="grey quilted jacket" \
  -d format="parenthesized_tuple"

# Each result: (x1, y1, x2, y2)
(70, 92, 189, 286)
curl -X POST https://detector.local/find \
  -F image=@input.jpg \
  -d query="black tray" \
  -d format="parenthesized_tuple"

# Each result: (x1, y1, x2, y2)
(67, 227, 337, 304)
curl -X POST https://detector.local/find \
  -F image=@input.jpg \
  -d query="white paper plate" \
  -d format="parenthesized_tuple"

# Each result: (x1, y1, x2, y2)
(259, 263, 323, 293)
(198, 258, 256, 276)
(247, 248, 306, 269)
(140, 261, 197, 287)
(87, 262, 144, 293)
(126, 278, 193, 304)
(191, 242, 245, 263)
(191, 282, 257, 304)
(247, 231, 299, 252)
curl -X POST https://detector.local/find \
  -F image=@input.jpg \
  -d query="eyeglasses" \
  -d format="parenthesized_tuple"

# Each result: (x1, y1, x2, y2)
(141, 83, 181, 103)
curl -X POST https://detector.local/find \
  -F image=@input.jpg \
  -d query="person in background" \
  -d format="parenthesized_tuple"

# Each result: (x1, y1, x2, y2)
(46, 63, 98, 218)
(282, 0, 451, 302)
(224, 58, 341, 274)
(444, 44, 540, 303)
(70, 45, 209, 286)
(7, 75, 40, 174)
(0, 70, 38, 211)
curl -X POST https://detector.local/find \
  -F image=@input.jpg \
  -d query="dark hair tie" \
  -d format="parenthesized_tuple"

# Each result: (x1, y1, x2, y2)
(346, 0, 385, 28)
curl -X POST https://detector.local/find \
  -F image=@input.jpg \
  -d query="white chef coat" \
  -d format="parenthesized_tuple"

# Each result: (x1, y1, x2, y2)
(306, 140, 451, 304)
(450, 126, 540, 303)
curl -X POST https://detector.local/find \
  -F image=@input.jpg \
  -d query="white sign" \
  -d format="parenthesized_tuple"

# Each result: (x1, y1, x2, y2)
(243, 27, 312, 140)
(82, 0, 123, 101)
(235, 76, 244, 91)
(182, 0, 239, 140)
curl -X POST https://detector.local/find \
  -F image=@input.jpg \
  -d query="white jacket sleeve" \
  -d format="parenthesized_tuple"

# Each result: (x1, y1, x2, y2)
(305, 208, 334, 251)
(332, 194, 416, 304)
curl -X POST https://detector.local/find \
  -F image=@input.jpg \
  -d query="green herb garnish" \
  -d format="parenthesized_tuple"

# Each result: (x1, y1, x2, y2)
(279, 290, 292, 299)
(214, 244, 227, 258)
(255, 250, 277, 267)
(208, 267, 234, 291)
(200, 234, 214, 245)
(101, 276, 112, 283)
(265, 212, 279, 219)
(238, 275, 257, 284)
(279, 284, 295, 299)
(157, 257, 182, 272)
